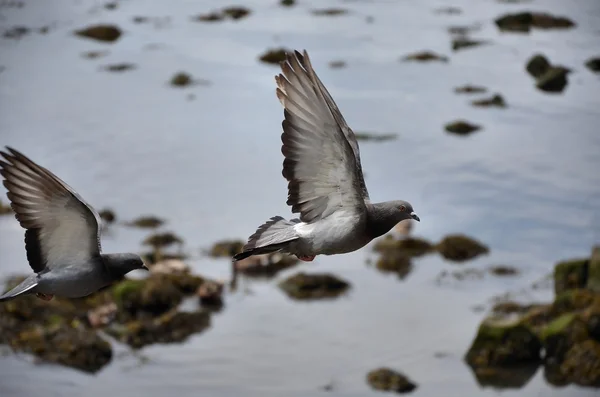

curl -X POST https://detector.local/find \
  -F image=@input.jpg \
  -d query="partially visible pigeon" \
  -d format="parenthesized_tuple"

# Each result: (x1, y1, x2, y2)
(0, 147, 147, 302)
(234, 50, 420, 262)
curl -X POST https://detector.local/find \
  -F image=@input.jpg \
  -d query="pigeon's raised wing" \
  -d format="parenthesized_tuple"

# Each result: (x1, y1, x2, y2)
(276, 50, 369, 224)
(0, 147, 102, 272)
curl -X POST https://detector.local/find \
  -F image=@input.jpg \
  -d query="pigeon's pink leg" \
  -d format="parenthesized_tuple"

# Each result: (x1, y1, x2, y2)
(36, 293, 54, 301)
(297, 255, 316, 262)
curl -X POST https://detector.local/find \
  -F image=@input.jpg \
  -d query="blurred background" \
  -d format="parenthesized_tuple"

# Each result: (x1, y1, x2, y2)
(0, 0, 599, 396)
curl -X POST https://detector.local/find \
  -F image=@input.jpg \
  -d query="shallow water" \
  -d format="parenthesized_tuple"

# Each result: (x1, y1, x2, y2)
(0, 0, 599, 396)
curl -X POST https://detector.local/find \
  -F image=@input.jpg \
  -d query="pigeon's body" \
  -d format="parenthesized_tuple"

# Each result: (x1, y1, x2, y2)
(0, 148, 147, 303)
(234, 50, 420, 262)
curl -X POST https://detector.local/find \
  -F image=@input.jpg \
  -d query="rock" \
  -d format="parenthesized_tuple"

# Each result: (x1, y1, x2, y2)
(170, 72, 193, 87)
(112, 276, 183, 318)
(311, 8, 348, 16)
(197, 280, 224, 309)
(436, 234, 489, 262)
(98, 208, 116, 223)
(447, 25, 481, 36)
(3, 26, 29, 40)
(279, 272, 350, 301)
(143, 232, 184, 249)
(585, 58, 600, 73)
(469, 364, 539, 389)
(492, 301, 535, 315)
(495, 12, 575, 33)
(194, 6, 251, 22)
(434, 6, 461, 15)
(454, 85, 488, 94)
(103, 63, 136, 72)
(354, 132, 398, 142)
(125, 215, 164, 228)
(82, 50, 109, 60)
(0, 199, 12, 215)
(401, 51, 448, 63)
(235, 252, 299, 278)
(444, 120, 481, 136)
(559, 339, 600, 387)
(259, 48, 291, 65)
(280, 0, 295, 6)
(471, 94, 507, 108)
(366, 368, 417, 393)
(588, 247, 600, 292)
(195, 12, 224, 22)
(540, 313, 589, 363)
(222, 6, 251, 20)
(209, 239, 245, 258)
(329, 60, 347, 69)
(74, 24, 122, 43)
(452, 38, 488, 52)
(104, 2, 117, 10)
(374, 235, 434, 258)
(150, 259, 190, 275)
(536, 66, 570, 93)
(465, 315, 542, 367)
(554, 258, 588, 294)
(488, 265, 519, 276)
(106, 309, 210, 349)
(375, 253, 413, 280)
(526, 54, 551, 78)
(87, 303, 117, 328)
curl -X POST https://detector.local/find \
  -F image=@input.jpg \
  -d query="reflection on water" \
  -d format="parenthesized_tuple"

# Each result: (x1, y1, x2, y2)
(1, 0, 599, 396)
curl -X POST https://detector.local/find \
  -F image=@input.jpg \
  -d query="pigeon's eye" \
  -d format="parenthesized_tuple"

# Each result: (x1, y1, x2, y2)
(399, 205, 406, 212)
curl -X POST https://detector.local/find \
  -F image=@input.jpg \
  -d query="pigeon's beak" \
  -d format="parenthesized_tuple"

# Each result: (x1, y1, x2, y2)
(410, 212, 420, 222)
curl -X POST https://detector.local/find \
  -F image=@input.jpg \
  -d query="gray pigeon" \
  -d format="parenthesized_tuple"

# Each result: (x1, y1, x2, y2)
(0, 147, 147, 302)
(234, 50, 420, 262)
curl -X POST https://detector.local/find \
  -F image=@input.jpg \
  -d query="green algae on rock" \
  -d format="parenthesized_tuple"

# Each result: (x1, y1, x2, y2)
(374, 235, 435, 258)
(279, 272, 350, 301)
(436, 234, 489, 262)
(444, 120, 481, 136)
(74, 24, 122, 43)
(366, 367, 417, 393)
(258, 48, 291, 65)
(170, 72, 193, 87)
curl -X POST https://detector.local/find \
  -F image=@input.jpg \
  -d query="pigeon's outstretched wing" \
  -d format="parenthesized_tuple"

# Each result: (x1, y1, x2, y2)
(276, 50, 369, 224)
(0, 147, 102, 272)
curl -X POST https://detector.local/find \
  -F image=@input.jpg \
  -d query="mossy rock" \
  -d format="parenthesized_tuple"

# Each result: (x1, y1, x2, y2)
(587, 247, 600, 292)
(585, 58, 600, 73)
(106, 309, 210, 349)
(0, 199, 13, 215)
(125, 216, 164, 228)
(526, 54, 550, 78)
(373, 235, 434, 258)
(208, 239, 244, 258)
(170, 72, 194, 87)
(469, 364, 539, 389)
(236, 253, 299, 278)
(366, 367, 417, 393)
(143, 231, 184, 248)
(465, 315, 542, 367)
(536, 67, 570, 93)
(488, 265, 519, 276)
(471, 94, 507, 108)
(279, 272, 350, 301)
(375, 254, 413, 280)
(554, 258, 588, 294)
(540, 313, 589, 361)
(280, 0, 295, 6)
(258, 48, 291, 65)
(454, 85, 488, 94)
(74, 24, 122, 43)
(436, 234, 489, 262)
(222, 6, 251, 20)
(112, 276, 183, 318)
(494, 12, 575, 33)
(452, 38, 488, 52)
(401, 51, 448, 63)
(559, 339, 600, 386)
(444, 120, 481, 136)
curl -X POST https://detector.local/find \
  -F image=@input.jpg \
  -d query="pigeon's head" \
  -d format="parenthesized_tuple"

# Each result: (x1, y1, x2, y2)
(106, 253, 149, 277)
(391, 200, 420, 223)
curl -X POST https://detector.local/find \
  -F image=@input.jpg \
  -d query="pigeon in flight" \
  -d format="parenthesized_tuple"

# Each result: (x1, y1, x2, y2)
(0, 147, 147, 302)
(234, 50, 419, 263)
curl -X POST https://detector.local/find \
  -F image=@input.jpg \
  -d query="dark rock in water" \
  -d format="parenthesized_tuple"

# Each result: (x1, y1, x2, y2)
(435, 268, 485, 285)
(434, 6, 461, 15)
(585, 58, 600, 73)
(98, 208, 116, 223)
(526, 54, 551, 78)
(465, 316, 542, 367)
(558, 339, 600, 387)
(195, 12, 224, 22)
(106, 309, 210, 349)
(280, 0, 295, 6)
(112, 276, 183, 318)
(74, 24, 122, 43)
(471, 94, 507, 108)
(366, 367, 417, 393)
(235, 252, 299, 278)
(125, 215, 165, 228)
(0, 199, 12, 215)
(279, 272, 350, 300)
(82, 50, 109, 59)
(448, 25, 481, 36)
(375, 253, 413, 280)
(374, 235, 434, 258)
(143, 231, 184, 249)
(452, 38, 488, 52)
(444, 120, 481, 136)
(104, 63, 136, 72)
(311, 8, 348, 16)
(401, 51, 448, 63)
(209, 239, 245, 258)
(354, 132, 398, 142)
(194, 6, 251, 22)
(222, 6, 251, 20)
(436, 234, 489, 262)
(536, 66, 570, 93)
(104, 2, 117, 10)
(488, 265, 519, 276)
(170, 72, 193, 87)
(259, 48, 291, 65)
(197, 280, 224, 310)
(454, 85, 488, 94)
(3, 26, 29, 40)
(329, 60, 347, 69)
(495, 12, 575, 33)
(554, 258, 588, 294)
(132, 16, 149, 24)
(469, 364, 539, 389)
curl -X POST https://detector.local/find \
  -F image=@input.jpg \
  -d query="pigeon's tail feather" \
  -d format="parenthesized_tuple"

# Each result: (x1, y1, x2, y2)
(233, 216, 299, 261)
(0, 275, 38, 302)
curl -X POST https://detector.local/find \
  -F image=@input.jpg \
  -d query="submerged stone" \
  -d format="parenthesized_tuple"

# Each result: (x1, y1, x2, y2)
(444, 120, 481, 136)
(74, 24, 122, 43)
(103, 63, 136, 73)
(374, 235, 434, 258)
(259, 48, 291, 65)
(536, 67, 570, 93)
(452, 38, 488, 52)
(436, 234, 489, 262)
(526, 54, 551, 78)
(471, 94, 507, 108)
(495, 12, 575, 33)
(279, 272, 350, 300)
(366, 367, 417, 393)
(401, 51, 448, 63)
(454, 85, 488, 94)
(585, 58, 600, 73)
